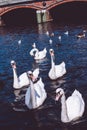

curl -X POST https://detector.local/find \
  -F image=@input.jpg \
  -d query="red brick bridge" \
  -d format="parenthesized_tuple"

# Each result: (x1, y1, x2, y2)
(0, 0, 87, 25)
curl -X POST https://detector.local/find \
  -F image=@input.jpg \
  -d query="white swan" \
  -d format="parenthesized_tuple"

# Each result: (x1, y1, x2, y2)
(25, 71, 47, 109)
(46, 31, 50, 36)
(30, 43, 47, 60)
(64, 31, 69, 35)
(49, 39, 53, 44)
(50, 32, 54, 37)
(18, 40, 21, 45)
(11, 60, 30, 89)
(29, 43, 38, 56)
(58, 35, 62, 41)
(48, 49, 66, 80)
(55, 88, 85, 123)
(11, 60, 39, 89)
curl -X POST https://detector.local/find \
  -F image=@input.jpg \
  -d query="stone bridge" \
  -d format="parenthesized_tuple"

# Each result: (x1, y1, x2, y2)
(0, 0, 87, 25)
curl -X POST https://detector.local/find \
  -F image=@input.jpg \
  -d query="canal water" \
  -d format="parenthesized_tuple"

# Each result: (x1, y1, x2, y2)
(0, 22, 87, 130)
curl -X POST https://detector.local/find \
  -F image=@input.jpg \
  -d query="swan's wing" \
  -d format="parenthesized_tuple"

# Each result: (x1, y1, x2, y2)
(43, 48, 47, 53)
(38, 48, 47, 55)
(34, 48, 47, 60)
(56, 62, 65, 69)
(66, 90, 85, 121)
(25, 87, 32, 109)
(72, 90, 82, 97)
(72, 90, 85, 116)
(33, 68, 39, 78)
(55, 61, 66, 75)
(19, 72, 29, 86)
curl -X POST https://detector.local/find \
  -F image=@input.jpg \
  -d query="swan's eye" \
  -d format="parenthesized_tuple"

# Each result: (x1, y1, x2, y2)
(29, 73, 33, 76)
(49, 49, 53, 52)
(11, 63, 15, 66)
(28, 72, 33, 77)
(57, 90, 61, 94)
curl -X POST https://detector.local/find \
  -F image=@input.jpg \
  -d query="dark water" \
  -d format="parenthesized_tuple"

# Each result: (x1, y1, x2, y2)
(0, 22, 87, 130)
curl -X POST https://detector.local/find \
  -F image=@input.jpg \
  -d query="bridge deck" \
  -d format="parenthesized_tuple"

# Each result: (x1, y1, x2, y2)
(0, 0, 34, 6)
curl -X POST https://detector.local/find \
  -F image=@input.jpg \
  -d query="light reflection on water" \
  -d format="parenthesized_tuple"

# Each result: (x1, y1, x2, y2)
(0, 22, 87, 130)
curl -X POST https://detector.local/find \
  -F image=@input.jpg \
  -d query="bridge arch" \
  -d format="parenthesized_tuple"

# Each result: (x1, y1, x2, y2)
(0, 4, 42, 16)
(46, 0, 87, 10)
(1, 6, 39, 25)
(48, 1, 87, 24)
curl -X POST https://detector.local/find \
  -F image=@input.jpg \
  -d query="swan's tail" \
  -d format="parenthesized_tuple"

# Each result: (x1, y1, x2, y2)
(61, 61, 65, 67)
(72, 89, 85, 116)
(44, 48, 47, 53)
(61, 61, 66, 74)
(72, 90, 82, 98)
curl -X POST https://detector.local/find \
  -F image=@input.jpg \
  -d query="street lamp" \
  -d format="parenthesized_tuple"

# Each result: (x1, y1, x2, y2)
(42, 1, 46, 7)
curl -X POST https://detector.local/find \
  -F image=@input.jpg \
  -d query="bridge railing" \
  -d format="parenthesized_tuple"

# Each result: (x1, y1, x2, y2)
(0, 0, 35, 7)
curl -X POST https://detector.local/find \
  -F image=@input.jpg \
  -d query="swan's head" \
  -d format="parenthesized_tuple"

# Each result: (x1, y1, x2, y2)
(55, 88, 64, 101)
(11, 60, 16, 69)
(50, 32, 54, 37)
(27, 71, 37, 82)
(49, 49, 54, 56)
(27, 71, 33, 76)
(27, 71, 33, 79)
(32, 43, 36, 48)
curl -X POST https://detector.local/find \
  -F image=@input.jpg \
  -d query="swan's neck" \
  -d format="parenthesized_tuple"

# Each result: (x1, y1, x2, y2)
(61, 94, 69, 123)
(34, 48, 39, 55)
(13, 68, 20, 89)
(30, 80, 36, 109)
(31, 48, 38, 56)
(51, 55, 55, 69)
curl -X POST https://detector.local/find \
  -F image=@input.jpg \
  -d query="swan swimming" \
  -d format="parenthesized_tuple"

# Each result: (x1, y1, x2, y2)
(46, 31, 50, 36)
(30, 43, 47, 60)
(11, 60, 30, 89)
(64, 31, 69, 35)
(76, 32, 85, 39)
(58, 35, 62, 41)
(49, 39, 53, 44)
(18, 40, 21, 45)
(11, 60, 39, 89)
(55, 88, 85, 123)
(48, 49, 66, 80)
(25, 71, 47, 109)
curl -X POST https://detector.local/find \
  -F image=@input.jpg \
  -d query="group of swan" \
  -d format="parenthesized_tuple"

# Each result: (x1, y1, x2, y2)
(30, 44, 66, 80)
(11, 48, 66, 89)
(11, 60, 47, 109)
(11, 48, 85, 123)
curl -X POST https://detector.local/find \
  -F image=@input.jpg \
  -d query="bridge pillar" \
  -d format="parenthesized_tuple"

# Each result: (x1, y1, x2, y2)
(36, 10, 53, 24)
(0, 17, 5, 26)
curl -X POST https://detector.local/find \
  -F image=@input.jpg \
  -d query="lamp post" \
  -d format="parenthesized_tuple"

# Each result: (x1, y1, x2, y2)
(42, 1, 46, 7)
